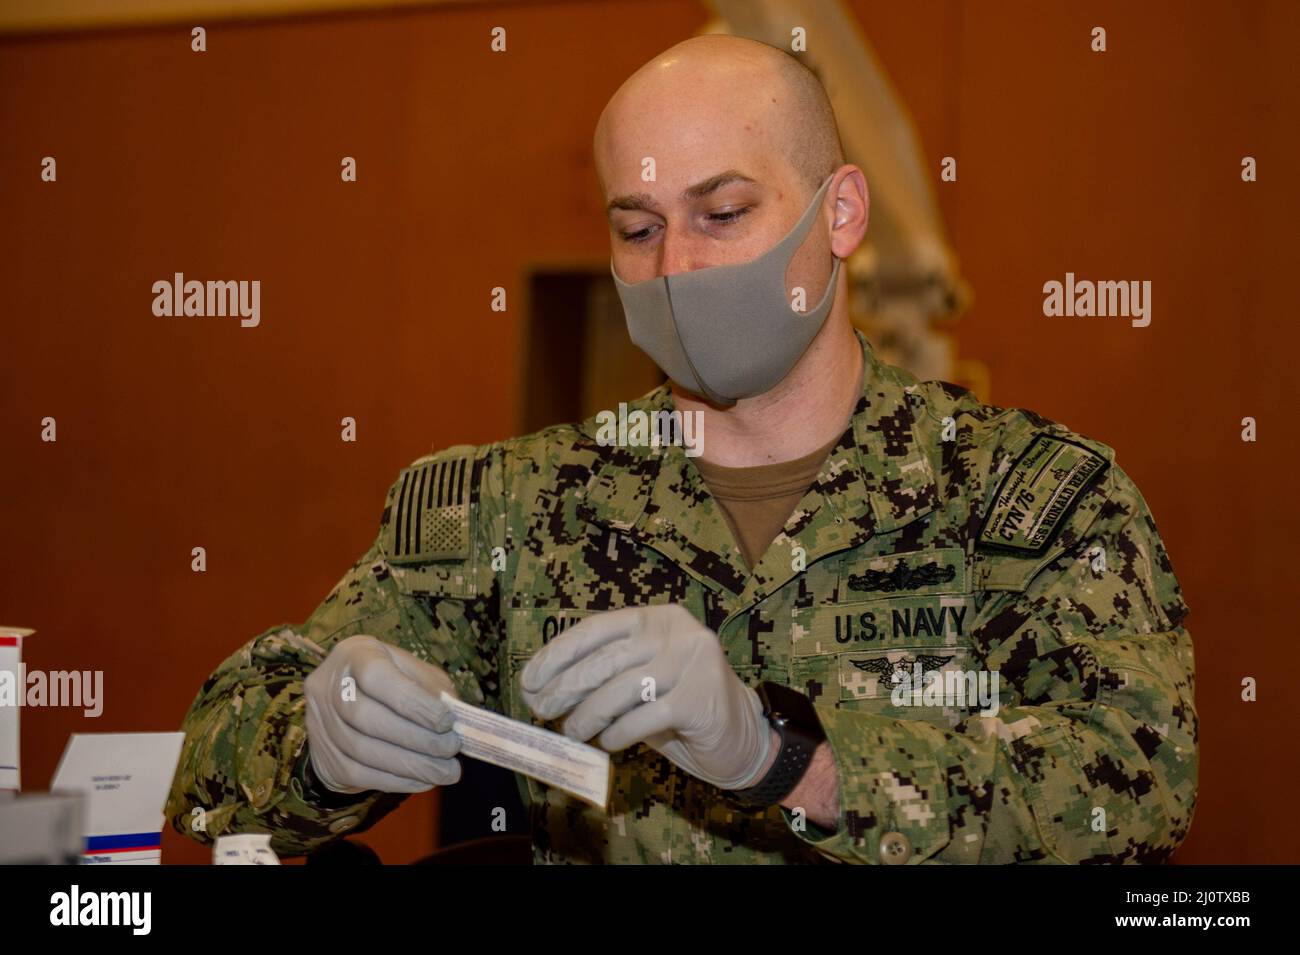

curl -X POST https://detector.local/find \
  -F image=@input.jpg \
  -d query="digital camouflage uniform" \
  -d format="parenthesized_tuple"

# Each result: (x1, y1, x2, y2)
(165, 329, 1197, 863)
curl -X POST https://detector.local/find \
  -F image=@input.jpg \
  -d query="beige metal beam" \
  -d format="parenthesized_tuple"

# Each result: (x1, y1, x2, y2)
(0, 0, 478, 34)
(703, 0, 962, 297)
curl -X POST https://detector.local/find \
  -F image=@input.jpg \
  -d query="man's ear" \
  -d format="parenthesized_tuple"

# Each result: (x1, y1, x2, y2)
(828, 168, 869, 258)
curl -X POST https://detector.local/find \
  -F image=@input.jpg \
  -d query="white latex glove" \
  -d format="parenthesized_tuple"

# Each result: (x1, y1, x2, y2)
(519, 604, 771, 790)
(304, 634, 462, 793)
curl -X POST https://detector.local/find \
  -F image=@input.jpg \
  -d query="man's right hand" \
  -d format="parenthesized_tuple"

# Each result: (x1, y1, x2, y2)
(303, 634, 463, 794)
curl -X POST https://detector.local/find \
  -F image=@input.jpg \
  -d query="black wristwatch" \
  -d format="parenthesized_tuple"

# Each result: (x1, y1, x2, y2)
(296, 747, 373, 809)
(729, 681, 826, 807)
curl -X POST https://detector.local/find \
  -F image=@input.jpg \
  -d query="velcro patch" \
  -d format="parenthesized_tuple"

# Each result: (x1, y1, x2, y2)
(388, 453, 472, 563)
(978, 434, 1108, 554)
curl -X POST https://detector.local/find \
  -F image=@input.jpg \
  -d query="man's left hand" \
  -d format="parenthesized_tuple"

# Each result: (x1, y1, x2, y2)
(519, 604, 772, 791)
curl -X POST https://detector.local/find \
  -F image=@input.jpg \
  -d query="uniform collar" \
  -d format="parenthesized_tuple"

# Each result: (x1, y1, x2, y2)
(576, 328, 938, 598)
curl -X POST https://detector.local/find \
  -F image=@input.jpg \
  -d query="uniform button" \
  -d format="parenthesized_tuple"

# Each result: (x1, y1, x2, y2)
(251, 780, 272, 808)
(879, 831, 912, 865)
(329, 815, 360, 834)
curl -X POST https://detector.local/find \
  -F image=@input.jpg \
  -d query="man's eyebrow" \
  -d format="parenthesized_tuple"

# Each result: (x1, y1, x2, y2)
(605, 170, 758, 217)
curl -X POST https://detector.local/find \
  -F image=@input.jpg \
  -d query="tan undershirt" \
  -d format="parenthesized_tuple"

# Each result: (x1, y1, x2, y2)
(694, 432, 844, 572)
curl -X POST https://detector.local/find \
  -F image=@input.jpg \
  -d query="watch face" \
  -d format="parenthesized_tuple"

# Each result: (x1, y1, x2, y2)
(760, 681, 816, 727)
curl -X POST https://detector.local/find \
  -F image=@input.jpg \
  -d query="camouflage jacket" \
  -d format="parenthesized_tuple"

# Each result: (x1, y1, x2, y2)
(165, 329, 1197, 863)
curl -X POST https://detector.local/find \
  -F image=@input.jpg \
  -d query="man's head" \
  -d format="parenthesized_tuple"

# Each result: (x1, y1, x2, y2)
(595, 35, 869, 405)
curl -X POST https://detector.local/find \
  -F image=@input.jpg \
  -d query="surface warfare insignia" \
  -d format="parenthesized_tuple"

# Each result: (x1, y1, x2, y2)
(851, 654, 953, 683)
(978, 433, 1109, 555)
(387, 452, 472, 563)
(847, 561, 956, 594)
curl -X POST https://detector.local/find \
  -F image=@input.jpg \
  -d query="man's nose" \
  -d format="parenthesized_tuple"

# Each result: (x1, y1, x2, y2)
(658, 228, 704, 278)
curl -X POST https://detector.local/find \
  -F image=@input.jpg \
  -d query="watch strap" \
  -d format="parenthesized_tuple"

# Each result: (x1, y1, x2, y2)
(297, 748, 375, 809)
(730, 721, 818, 807)
(729, 682, 825, 807)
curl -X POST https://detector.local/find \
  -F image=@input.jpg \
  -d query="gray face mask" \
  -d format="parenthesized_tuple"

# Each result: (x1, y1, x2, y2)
(610, 174, 841, 407)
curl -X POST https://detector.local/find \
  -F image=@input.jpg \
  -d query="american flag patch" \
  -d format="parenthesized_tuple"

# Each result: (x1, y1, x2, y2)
(387, 453, 471, 562)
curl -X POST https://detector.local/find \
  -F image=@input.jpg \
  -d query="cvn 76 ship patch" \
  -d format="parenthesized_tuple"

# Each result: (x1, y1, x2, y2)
(978, 433, 1109, 555)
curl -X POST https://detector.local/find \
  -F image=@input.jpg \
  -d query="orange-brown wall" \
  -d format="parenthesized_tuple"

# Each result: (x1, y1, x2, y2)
(1, 0, 1295, 864)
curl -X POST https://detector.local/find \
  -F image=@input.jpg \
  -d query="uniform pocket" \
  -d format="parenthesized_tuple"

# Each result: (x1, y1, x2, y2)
(505, 607, 587, 658)
(503, 648, 542, 724)
(1016, 723, 1120, 862)
(789, 594, 995, 730)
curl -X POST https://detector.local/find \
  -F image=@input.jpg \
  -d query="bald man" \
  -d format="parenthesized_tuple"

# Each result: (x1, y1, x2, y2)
(167, 36, 1196, 864)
